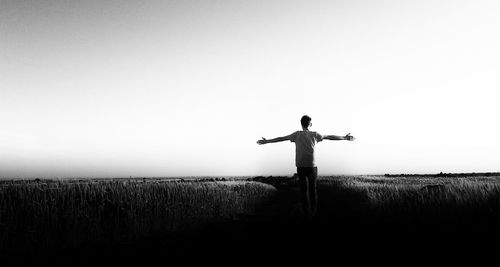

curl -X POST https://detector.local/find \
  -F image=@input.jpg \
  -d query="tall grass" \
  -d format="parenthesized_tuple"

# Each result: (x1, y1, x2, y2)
(319, 176, 500, 233)
(0, 179, 276, 253)
(349, 176, 500, 211)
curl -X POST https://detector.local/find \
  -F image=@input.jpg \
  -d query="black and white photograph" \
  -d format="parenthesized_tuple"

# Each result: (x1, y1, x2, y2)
(1, 0, 500, 264)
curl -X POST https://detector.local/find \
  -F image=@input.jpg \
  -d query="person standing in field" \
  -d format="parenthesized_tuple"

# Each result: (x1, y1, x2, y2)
(256, 115, 355, 219)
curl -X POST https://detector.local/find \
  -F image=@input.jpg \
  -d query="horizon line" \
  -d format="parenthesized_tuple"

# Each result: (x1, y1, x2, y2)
(2, 171, 500, 180)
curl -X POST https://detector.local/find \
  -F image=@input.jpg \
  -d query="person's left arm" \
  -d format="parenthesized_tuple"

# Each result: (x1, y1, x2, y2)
(323, 133, 355, 141)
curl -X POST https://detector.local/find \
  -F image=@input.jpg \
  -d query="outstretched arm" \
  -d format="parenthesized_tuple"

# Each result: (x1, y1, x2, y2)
(257, 135, 291, 145)
(323, 133, 355, 141)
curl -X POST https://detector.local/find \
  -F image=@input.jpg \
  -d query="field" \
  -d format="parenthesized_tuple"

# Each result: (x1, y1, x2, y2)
(319, 175, 500, 232)
(1, 174, 500, 263)
(0, 178, 276, 260)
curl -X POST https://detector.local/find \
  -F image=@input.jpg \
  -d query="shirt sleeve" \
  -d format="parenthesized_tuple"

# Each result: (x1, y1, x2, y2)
(315, 132, 324, 142)
(289, 131, 298, 142)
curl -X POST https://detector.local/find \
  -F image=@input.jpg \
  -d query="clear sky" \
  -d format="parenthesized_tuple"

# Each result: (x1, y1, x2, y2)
(1, 0, 500, 178)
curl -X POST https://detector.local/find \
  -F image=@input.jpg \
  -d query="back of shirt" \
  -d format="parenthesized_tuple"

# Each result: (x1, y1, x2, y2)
(289, 131, 323, 167)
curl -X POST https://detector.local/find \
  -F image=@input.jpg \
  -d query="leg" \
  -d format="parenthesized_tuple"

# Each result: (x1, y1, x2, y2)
(297, 167, 311, 216)
(309, 167, 318, 217)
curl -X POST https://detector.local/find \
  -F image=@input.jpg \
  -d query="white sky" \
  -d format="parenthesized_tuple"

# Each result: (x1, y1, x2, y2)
(1, 0, 500, 178)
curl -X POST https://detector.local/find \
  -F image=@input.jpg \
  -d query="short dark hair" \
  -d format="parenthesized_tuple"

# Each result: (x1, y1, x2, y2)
(301, 115, 311, 128)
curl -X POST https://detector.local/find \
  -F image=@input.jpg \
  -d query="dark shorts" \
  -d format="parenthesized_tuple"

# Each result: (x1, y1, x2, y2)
(297, 167, 318, 179)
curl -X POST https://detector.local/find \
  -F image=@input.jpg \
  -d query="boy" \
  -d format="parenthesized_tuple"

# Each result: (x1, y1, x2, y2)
(257, 115, 355, 219)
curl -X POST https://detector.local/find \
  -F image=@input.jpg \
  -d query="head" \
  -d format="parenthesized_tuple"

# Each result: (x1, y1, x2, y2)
(300, 115, 312, 129)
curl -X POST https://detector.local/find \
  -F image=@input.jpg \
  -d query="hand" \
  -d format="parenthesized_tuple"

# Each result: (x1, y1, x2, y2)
(345, 133, 355, 141)
(257, 137, 267, 145)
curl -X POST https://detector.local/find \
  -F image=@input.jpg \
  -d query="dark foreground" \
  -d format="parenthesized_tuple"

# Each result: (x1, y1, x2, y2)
(3, 176, 500, 265)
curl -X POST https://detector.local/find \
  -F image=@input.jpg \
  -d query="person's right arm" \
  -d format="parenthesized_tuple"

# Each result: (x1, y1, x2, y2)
(257, 135, 292, 145)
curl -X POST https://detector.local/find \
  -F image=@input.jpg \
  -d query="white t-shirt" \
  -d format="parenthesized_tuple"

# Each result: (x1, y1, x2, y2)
(289, 130, 324, 167)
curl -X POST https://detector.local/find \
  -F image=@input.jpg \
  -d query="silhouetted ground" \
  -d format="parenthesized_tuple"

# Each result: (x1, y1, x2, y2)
(5, 177, 500, 265)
